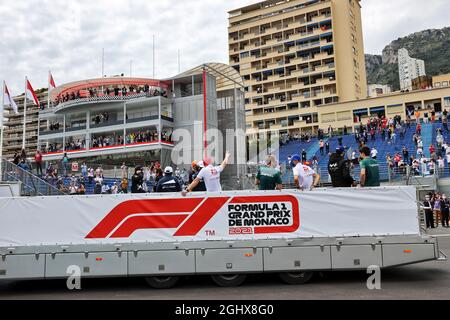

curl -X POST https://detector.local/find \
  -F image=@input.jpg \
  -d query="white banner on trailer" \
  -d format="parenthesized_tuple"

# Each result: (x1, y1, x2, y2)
(0, 187, 420, 247)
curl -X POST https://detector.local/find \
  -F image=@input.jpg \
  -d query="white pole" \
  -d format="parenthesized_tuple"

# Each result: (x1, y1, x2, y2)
(22, 77, 27, 150)
(47, 70, 51, 108)
(178, 49, 181, 74)
(153, 35, 155, 78)
(0, 81, 5, 180)
(102, 48, 105, 77)
(130, 60, 133, 77)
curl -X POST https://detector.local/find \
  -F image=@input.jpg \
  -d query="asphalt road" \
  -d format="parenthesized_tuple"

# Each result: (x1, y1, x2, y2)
(0, 231, 448, 300)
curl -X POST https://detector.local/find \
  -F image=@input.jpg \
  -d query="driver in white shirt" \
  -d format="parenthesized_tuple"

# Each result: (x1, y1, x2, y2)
(291, 154, 320, 191)
(182, 152, 231, 196)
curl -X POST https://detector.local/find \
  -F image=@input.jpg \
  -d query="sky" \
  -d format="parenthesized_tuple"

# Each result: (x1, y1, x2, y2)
(0, 0, 449, 94)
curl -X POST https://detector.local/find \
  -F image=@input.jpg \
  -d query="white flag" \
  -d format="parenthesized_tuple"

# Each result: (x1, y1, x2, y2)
(3, 83, 19, 115)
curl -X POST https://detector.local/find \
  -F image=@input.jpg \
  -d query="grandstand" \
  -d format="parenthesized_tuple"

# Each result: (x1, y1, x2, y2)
(278, 122, 448, 184)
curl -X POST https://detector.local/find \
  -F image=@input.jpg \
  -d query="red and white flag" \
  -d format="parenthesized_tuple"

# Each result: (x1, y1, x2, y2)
(3, 82, 19, 115)
(26, 78, 40, 107)
(48, 71, 56, 93)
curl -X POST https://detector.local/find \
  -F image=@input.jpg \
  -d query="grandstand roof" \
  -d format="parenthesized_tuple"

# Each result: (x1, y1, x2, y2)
(49, 77, 167, 100)
(173, 63, 245, 91)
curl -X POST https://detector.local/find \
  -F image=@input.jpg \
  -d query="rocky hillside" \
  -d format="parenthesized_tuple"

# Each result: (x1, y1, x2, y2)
(365, 27, 450, 90)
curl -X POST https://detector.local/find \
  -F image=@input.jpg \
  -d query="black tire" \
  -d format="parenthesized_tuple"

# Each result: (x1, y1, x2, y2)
(211, 274, 247, 287)
(144, 276, 180, 289)
(279, 271, 314, 285)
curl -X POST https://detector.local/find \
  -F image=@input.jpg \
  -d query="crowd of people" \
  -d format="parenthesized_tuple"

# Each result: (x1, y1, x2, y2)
(422, 192, 450, 229)
(54, 85, 169, 106)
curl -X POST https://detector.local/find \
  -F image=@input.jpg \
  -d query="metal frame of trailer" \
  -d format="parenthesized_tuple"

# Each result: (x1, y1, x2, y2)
(0, 186, 447, 288)
(0, 234, 446, 287)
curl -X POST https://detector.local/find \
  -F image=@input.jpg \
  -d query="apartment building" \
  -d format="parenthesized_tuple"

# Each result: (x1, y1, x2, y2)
(228, 0, 367, 138)
(433, 73, 450, 88)
(2, 90, 49, 160)
(398, 48, 426, 91)
(367, 84, 392, 97)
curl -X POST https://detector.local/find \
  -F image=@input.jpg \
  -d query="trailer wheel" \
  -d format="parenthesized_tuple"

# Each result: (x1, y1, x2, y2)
(144, 276, 180, 289)
(211, 274, 247, 287)
(279, 272, 314, 285)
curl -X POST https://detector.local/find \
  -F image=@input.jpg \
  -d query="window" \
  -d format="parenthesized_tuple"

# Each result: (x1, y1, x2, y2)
(443, 81, 449, 87)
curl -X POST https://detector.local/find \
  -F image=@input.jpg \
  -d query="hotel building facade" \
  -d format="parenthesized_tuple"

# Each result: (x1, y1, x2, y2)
(228, 0, 367, 138)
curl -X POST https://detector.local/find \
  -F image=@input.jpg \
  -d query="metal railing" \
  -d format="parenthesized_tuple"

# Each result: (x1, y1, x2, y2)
(1, 159, 67, 196)
(48, 91, 169, 112)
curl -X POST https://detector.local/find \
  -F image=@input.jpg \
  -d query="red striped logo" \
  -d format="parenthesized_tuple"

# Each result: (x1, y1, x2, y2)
(86, 195, 299, 239)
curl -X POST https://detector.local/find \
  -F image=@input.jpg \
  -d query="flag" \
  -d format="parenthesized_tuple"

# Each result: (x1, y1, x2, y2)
(3, 83, 19, 115)
(26, 78, 40, 107)
(48, 72, 56, 92)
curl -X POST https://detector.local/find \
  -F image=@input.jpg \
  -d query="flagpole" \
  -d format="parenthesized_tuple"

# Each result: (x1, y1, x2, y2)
(47, 70, 51, 109)
(0, 81, 5, 181)
(23, 77, 27, 150)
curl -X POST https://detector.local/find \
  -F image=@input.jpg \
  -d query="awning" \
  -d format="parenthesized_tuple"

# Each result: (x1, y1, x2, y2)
(353, 108, 368, 115)
(370, 106, 385, 113)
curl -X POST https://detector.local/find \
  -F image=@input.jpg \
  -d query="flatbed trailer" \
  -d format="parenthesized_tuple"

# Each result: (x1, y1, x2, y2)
(0, 187, 446, 288)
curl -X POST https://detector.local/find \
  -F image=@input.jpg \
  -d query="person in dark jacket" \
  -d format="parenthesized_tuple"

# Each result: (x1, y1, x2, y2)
(422, 194, 434, 229)
(189, 161, 207, 192)
(441, 194, 450, 228)
(131, 166, 145, 193)
(156, 167, 183, 193)
(328, 147, 355, 188)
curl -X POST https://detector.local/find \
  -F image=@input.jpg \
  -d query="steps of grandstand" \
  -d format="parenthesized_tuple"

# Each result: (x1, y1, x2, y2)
(278, 122, 447, 184)
(1, 159, 65, 196)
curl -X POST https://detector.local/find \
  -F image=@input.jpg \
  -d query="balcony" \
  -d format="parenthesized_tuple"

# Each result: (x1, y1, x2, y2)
(51, 92, 161, 114)
(66, 126, 87, 133)
(90, 119, 124, 129)
(40, 128, 63, 136)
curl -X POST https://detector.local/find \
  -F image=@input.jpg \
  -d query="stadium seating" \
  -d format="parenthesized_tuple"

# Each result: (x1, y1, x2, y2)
(278, 122, 443, 183)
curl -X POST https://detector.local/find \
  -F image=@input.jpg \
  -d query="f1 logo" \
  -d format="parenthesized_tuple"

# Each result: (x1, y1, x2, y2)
(86, 195, 300, 239)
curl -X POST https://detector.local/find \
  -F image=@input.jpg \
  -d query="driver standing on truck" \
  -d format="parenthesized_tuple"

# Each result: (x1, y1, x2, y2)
(359, 146, 380, 187)
(291, 154, 320, 191)
(328, 147, 356, 188)
(155, 167, 183, 193)
(182, 152, 231, 196)
(256, 155, 283, 191)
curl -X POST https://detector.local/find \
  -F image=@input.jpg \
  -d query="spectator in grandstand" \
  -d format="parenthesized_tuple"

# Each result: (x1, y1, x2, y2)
(20, 148, 27, 162)
(69, 182, 78, 195)
(437, 157, 445, 174)
(131, 167, 145, 194)
(402, 147, 409, 162)
(433, 193, 442, 227)
(189, 161, 207, 192)
(441, 194, 450, 228)
(291, 154, 320, 191)
(152, 168, 164, 192)
(325, 141, 330, 155)
(319, 140, 325, 155)
(156, 167, 183, 193)
(328, 147, 355, 188)
(182, 152, 231, 196)
(120, 178, 129, 194)
(101, 183, 111, 195)
(34, 150, 43, 176)
(359, 146, 380, 187)
(301, 149, 307, 162)
(87, 167, 94, 184)
(61, 153, 69, 177)
(121, 162, 128, 179)
(78, 183, 86, 195)
(255, 155, 283, 191)
(370, 147, 378, 160)
(429, 145, 436, 159)
(111, 182, 119, 195)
